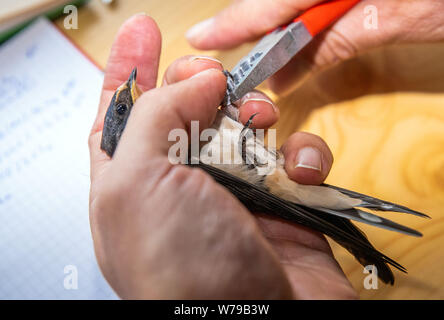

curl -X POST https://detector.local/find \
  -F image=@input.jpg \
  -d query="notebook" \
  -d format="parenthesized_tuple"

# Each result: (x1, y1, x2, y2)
(0, 0, 84, 39)
(0, 18, 117, 299)
(0, 0, 68, 31)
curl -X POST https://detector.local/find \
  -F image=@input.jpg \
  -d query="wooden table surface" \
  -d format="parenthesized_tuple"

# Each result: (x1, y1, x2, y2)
(56, 0, 444, 299)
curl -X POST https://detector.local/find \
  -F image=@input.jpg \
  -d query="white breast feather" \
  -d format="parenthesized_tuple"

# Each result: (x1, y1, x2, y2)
(201, 111, 362, 210)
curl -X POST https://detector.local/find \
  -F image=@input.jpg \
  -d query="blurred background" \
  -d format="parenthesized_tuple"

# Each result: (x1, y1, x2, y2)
(1, 0, 444, 299)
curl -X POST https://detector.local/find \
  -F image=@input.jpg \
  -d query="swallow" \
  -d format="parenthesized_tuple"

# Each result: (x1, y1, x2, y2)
(100, 68, 429, 285)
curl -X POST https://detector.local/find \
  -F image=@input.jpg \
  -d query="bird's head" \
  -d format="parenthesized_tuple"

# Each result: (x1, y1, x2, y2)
(100, 68, 142, 157)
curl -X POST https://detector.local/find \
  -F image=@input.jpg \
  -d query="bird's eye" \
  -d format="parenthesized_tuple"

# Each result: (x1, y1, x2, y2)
(116, 103, 128, 115)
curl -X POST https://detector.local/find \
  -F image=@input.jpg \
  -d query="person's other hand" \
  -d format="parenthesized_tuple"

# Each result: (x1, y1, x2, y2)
(186, 0, 444, 94)
(88, 14, 358, 299)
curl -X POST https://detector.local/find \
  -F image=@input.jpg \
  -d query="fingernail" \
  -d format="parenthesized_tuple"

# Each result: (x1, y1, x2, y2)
(186, 18, 214, 41)
(125, 12, 149, 23)
(125, 13, 149, 23)
(189, 55, 223, 66)
(295, 147, 322, 171)
(134, 12, 149, 16)
(190, 68, 220, 79)
(240, 92, 278, 113)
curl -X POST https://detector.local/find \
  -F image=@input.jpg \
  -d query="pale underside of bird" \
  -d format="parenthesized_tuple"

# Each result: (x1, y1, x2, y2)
(100, 68, 429, 285)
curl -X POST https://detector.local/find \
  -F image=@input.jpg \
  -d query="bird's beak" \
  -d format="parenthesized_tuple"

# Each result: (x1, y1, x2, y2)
(128, 67, 142, 103)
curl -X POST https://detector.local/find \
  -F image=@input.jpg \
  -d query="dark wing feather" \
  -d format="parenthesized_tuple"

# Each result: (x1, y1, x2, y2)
(322, 183, 430, 218)
(315, 207, 422, 237)
(308, 211, 399, 284)
(191, 162, 406, 284)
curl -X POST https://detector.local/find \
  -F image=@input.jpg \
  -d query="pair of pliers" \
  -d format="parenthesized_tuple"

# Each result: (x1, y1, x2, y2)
(223, 0, 360, 106)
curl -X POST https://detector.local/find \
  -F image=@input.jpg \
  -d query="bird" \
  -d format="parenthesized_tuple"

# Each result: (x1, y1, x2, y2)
(100, 68, 429, 285)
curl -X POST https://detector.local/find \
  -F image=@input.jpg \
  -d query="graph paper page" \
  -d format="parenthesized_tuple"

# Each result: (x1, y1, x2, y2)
(0, 18, 117, 299)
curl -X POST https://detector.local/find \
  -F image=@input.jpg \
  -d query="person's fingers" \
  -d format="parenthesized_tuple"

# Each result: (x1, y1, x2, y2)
(186, 0, 323, 50)
(281, 132, 333, 185)
(189, 0, 444, 94)
(89, 14, 161, 182)
(114, 69, 227, 164)
(94, 14, 161, 133)
(163, 56, 279, 129)
(267, 3, 363, 95)
(236, 90, 279, 129)
(267, 0, 443, 95)
(162, 55, 223, 85)
(255, 214, 331, 254)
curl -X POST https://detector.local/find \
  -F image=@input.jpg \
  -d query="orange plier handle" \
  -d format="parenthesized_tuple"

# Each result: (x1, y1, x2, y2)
(281, 0, 361, 36)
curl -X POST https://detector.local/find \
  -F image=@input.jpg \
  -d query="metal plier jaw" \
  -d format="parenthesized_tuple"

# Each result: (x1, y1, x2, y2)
(220, 0, 362, 107)
(221, 21, 312, 107)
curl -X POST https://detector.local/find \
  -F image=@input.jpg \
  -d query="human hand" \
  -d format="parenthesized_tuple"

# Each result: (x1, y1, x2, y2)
(88, 14, 358, 299)
(186, 0, 444, 94)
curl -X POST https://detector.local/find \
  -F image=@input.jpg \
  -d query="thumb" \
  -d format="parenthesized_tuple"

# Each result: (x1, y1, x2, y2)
(113, 69, 227, 164)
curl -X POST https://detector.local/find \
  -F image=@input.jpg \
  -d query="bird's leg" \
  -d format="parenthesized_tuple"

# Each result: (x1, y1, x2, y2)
(238, 113, 261, 168)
